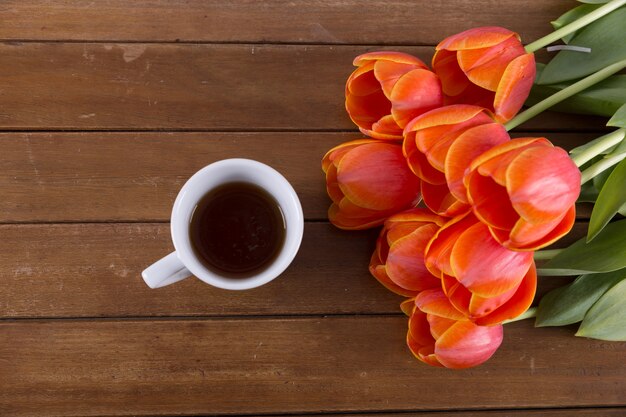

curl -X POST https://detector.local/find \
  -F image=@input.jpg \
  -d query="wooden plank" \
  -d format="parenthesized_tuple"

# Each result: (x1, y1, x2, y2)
(1, 318, 625, 416)
(0, 222, 583, 319)
(263, 410, 626, 417)
(0, 0, 573, 45)
(0, 132, 595, 222)
(0, 43, 605, 131)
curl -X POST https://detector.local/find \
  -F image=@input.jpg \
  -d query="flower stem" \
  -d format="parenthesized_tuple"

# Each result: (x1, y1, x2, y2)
(580, 151, 626, 184)
(570, 128, 626, 167)
(524, 0, 626, 53)
(533, 249, 564, 261)
(503, 307, 537, 324)
(505, 59, 626, 131)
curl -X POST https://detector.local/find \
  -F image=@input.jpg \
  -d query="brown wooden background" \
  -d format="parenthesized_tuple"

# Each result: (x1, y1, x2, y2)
(1, 1, 625, 416)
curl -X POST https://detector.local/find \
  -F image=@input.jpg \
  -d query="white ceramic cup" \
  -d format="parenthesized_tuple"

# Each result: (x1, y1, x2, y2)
(142, 159, 304, 290)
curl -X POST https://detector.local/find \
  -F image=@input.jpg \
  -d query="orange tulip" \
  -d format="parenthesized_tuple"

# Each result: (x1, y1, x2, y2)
(322, 139, 421, 230)
(425, 213, 536, 325)
(346, 51, 444, 140)
(465, 138, 581, 251)
(369, 209, 446, 296)
(407, 289, 503, 368)
(432, 27, 535, 123)
(403, 105, 510, 216)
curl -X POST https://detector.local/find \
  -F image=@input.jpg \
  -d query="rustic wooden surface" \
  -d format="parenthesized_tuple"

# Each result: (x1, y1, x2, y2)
(0, 1, 624, 416)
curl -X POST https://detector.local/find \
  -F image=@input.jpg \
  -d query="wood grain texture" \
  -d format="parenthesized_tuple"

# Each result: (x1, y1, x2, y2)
(257, 410, 626, 417)
(0, 0, 573, 45)
(0, 222, 583, 319)
(1, 318, 625, 416)
(0, 132, 595, 222)
(0, 43, 605, 131)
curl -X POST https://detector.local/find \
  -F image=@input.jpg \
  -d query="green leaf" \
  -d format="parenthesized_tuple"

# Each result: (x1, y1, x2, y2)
(536, 268, 626, 326)
(608, 103, 626, 128)
(588, 158, 626, 241)
(577, 278, 626, 340)
(538, 7, 626, 85)
(539, 219, 626, 275)
(526, 74, 626, 117)
(551, 4, 602, 43)
(578, 0, 610, 3)
(592, 162, 615, 190)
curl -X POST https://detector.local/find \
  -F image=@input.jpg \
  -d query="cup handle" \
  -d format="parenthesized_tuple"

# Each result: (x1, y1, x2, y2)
(142, 252, 192, 289)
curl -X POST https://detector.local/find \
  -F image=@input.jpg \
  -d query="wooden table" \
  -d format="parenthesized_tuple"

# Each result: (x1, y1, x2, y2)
(1, 1, 625, 416)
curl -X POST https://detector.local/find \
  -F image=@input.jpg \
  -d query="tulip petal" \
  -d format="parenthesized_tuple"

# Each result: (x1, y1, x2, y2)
(371, 114, 403, 138)
(359, 126, 404, 141)
(467, 282, 519, 319)
(385, 207, 446, 226)
(330, 196, 393, 230)
(424, 212, 477, 278)
(427, 314, 459, 339)
(374, 60, 420, 98)
(337, 142, 420, 211)
(354, 51, 426, 67)
(416, 289, 466, 321)
(432, 50, 470, 97)
(390, 69, 444, 128)
(407, 323, 442, 367)
(474, 263, 537, 326)
(435, 320, 503, 369)
(457, 37, 526, 92)
(408, 308, 438, 357)
(445, 123, 510, 202)
(323, 161, 347, 206)
(403, 137, 447, 184)
(449, 82, 496, 110)
(369, 262, 418, 297)
(450, 222, 533, 297)
(404, 105, 493, 175)
(347, 61, 379, 96)
(323, 139, 374, 173)
(506, 205, 576, 250)
(408, 308, 435, 344)
(386, 224, 441, 292)
(494, 53, 536, 123)
(444, 280, 472, 317)
(469, 137, 550, 175)
(404, 104, 488, 132)
(346, 88, 391, 127)
(467, 172, 519, 230)
(400, 298, 416, 316)
(437, 27, 517, 51)
(506, 145, 581, 224)
(421, 180, 470, 217)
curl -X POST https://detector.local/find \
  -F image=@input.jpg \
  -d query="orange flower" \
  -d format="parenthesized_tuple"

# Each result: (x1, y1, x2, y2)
(346, 51, 444, 140)
(369, 209, 446, 296)
(465, 138, 581, 251)
(322, 139, 421, 230)
(403, 105, 510, 216)
(433, 27, 535, 123)
(407, 290, 503, 369)
(425, 213, 536, 325)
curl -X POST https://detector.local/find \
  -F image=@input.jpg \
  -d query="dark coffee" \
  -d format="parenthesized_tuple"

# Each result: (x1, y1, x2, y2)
(189, 182, 286, 278)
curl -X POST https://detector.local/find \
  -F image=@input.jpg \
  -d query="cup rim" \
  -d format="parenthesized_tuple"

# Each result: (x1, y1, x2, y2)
(170, 159, 304, 290)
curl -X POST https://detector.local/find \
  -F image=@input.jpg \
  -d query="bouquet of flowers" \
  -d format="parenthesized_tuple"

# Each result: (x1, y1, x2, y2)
(322, 0, 626, 368)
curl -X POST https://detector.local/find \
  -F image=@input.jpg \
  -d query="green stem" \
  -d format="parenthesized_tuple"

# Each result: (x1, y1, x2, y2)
(580, 151, 626, 184)
(570, 128, 626, 167)
(505, 59, 626, 131)
(503, 307, 537, 324)
(533, 249, 564, 261)
(524, 0, 626, 53)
